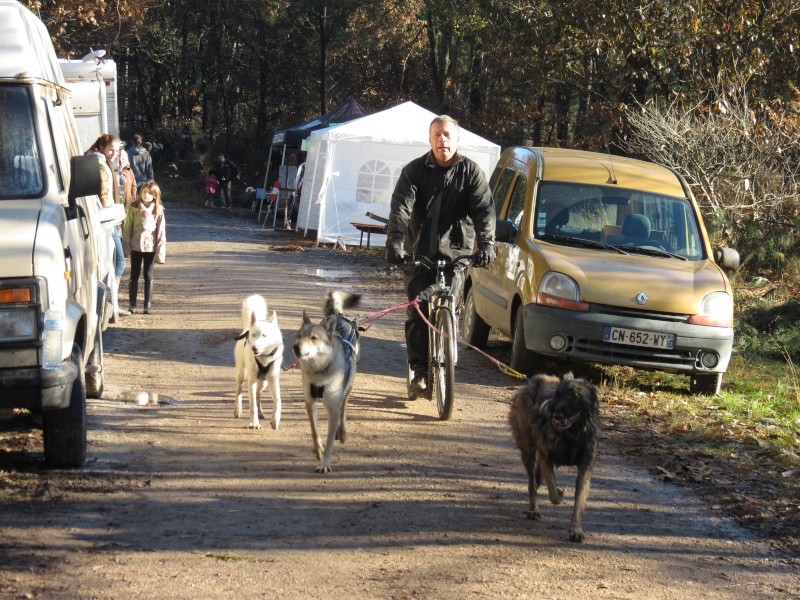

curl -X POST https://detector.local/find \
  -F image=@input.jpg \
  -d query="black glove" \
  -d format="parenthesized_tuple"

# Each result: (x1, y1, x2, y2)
(475, 242, 496, 267)
(386, 241, 408, 265)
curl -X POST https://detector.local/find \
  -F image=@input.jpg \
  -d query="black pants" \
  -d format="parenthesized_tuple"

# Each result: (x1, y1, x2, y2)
(130, 250, 156, 286)
(404, 265, 465, 374)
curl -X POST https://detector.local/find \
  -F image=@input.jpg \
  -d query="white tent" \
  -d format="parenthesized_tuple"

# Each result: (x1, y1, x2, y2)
(297, 101, 501, 245)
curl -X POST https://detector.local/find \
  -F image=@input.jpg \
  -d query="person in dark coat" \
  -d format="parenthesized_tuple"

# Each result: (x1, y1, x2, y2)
(210, 153, 239, 209)
(126, 133, 154, 190)
(385, 115, 496, 397)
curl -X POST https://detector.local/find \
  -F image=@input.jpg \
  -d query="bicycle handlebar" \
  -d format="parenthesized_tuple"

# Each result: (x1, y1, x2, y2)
(398, 253, 478, 270)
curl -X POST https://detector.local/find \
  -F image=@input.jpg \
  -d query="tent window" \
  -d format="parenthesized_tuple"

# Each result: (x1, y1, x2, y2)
(356, 159, 392, 204)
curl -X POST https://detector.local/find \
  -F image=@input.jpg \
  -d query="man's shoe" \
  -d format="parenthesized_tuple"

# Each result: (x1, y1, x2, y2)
(409, 373, 428, 400)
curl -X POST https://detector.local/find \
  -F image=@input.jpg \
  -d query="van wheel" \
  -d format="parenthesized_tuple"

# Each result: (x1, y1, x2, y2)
(690, 373, 722, 396)
(510, 308, 537, 376)
(86, 325, 104, 399)
(43, 344, 87, 468)
(462, 288, 490, 349)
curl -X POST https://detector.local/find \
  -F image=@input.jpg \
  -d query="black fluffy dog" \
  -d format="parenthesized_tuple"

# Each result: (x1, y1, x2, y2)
(508, 372, 600, 542)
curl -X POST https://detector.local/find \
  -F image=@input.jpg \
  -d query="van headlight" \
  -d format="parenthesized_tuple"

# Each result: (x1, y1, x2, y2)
(537, 272, 589, 312)
(0, 306, 38, 341)
(688, 292, 734, 327)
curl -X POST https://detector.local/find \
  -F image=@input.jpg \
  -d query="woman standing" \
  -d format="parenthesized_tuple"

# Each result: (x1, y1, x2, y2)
(122, 180, 167, 314)
(88, 133, 128, 321)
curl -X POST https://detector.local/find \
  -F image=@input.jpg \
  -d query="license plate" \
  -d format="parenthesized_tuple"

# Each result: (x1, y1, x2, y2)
(603, 326, 675, 349)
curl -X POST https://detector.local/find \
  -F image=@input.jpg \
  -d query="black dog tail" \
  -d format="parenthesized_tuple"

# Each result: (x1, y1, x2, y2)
(323, 290, 361, 316)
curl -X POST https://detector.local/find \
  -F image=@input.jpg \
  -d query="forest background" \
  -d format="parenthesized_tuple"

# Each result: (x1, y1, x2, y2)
(23, 0, 800, 371)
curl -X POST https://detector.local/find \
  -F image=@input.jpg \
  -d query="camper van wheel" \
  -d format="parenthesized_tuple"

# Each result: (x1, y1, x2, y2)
(43, 344, 87, 468)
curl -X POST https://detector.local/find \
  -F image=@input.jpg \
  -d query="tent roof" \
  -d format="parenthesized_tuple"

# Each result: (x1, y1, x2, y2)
(309, 101, 499, 153)
(271, 98, 367, 147)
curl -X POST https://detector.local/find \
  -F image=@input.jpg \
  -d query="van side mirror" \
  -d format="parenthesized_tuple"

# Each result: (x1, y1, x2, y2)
(66, 155, 102, 219)
(714, 247, 740, 271)
(495, 218, 518, 244)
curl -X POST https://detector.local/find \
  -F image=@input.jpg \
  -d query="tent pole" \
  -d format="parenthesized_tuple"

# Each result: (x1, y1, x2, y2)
(258, 142, 275, 222)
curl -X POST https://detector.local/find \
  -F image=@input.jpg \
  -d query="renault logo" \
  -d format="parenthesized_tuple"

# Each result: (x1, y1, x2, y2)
(636, 292, 648, 305)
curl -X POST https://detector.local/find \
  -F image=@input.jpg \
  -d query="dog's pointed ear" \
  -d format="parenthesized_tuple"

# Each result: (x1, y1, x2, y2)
(562, 371, 574, 382)
(301, 310, 311, 325)
(268, 310, 278, 324)
(250, 311, 258, 326)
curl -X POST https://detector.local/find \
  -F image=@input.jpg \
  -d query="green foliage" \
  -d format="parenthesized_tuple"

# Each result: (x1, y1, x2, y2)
(736, 297, 800, 364)
(732, 216, 800, 273)
(605, 354, 800, 465)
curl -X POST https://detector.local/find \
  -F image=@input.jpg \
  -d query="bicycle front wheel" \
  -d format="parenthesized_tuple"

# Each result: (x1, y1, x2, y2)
(430, 305, 456, 420)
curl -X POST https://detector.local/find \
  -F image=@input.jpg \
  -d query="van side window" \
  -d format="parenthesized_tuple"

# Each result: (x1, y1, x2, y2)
(507, 174, 528, 226)
(44, 98, 69, 193)
(491, 167, 515, 217)
(0, 87, 43, 197)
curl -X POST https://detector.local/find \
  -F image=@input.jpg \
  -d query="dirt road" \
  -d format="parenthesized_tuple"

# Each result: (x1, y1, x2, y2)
(1, 204, 798, 599)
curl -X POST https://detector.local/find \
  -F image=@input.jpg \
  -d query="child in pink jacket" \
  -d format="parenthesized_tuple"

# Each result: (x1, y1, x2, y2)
(123, 180, 166, 314)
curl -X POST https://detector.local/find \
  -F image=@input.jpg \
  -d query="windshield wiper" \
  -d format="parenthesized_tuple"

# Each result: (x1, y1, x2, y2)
(541, 234, 629, 254)
(612, 245, 689, 260)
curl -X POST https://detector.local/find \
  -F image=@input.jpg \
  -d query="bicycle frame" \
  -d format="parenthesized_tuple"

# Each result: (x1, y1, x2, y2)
(405, 255, 474, 420)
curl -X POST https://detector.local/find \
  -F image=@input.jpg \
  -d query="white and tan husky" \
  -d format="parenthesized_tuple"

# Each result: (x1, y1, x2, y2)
(234, 294, 283, 430)
(292, 291, 361, 473)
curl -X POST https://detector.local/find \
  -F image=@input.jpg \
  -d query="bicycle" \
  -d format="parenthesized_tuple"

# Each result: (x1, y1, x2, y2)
(402, 254, 476, 420)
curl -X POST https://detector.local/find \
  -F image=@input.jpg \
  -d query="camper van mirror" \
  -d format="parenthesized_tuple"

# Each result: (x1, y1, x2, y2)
(66, 155, 102, 218)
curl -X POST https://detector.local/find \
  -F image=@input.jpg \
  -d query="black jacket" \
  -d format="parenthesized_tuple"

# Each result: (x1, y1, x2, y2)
(387, 151, 495, 259)
(211, 160, 239, 184)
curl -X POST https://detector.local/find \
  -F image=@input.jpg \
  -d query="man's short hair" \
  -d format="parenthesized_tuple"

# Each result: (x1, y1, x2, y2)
(430, 115, 459, 130)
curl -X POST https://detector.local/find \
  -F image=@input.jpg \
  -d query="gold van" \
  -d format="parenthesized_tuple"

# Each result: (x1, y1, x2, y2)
(463, 147, 740, 394)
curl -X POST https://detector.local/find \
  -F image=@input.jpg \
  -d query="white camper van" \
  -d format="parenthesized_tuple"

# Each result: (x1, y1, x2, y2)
(58, 55, 119, 153)
(0, 0, 110, 467)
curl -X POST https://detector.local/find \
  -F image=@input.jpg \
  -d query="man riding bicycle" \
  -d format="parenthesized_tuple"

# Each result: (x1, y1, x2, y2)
(385, 115, 496, 398)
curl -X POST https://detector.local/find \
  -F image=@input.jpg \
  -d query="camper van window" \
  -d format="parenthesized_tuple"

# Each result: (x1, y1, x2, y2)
(0, 87, 43, 198)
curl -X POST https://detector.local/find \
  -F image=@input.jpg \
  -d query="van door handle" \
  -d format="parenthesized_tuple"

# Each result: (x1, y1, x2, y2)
(77, 205, 90, 240)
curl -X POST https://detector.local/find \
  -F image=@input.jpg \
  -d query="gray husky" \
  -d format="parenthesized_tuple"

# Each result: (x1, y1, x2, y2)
(292, 291, 361, 473)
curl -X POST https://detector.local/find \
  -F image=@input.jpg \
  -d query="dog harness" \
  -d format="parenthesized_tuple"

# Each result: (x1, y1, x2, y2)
(255, 347, 281, 377)
(235, 331, 281, 377)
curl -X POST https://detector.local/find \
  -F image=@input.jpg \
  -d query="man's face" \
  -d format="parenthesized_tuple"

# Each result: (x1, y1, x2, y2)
(429, 121, 459, 166)
(217, 155, 225, 164)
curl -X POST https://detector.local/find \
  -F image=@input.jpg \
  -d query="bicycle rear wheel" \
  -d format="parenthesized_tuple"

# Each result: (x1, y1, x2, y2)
(430, 305, 456, 420)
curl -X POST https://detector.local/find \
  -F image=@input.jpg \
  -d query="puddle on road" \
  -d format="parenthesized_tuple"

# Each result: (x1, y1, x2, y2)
(294, 267, 355, 279)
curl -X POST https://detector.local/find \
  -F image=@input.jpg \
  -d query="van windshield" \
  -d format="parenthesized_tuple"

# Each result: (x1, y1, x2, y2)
(0, 86, 44, 198)
(533, 181, 706, 260)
